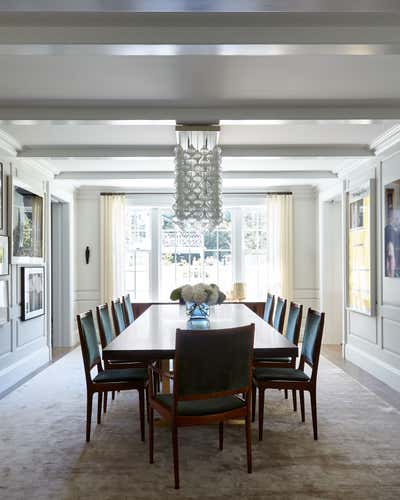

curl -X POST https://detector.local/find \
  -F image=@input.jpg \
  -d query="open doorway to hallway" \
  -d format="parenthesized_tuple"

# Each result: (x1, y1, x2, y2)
(51, 198, 73, 362)
(320, 197, 344, 346)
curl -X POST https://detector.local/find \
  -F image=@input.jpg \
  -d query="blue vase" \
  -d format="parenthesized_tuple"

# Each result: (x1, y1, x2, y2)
(186, 302, 210, 320)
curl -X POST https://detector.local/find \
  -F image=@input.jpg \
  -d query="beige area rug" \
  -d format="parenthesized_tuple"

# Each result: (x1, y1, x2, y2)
(0, 348, 399, 500)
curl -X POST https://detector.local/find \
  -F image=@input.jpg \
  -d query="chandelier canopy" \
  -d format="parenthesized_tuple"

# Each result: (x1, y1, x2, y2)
(172, 124, 223, 233)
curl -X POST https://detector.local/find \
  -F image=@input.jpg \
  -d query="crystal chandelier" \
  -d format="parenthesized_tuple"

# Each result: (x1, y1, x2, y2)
(172, 124, 223, 233)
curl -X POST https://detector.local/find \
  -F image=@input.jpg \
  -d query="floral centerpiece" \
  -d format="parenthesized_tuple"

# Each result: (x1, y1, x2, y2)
(170, 283, 226, 320)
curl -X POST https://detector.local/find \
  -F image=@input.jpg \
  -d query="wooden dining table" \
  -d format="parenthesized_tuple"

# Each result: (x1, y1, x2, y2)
(103, 303, 298, 363)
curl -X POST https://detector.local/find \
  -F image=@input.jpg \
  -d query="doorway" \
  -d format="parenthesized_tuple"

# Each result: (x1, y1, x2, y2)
(51, 199, 73, 357)
(320, 197, 343, 345)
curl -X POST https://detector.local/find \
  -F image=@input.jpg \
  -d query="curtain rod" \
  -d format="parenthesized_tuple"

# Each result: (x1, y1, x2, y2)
(100, 191, 293, 196)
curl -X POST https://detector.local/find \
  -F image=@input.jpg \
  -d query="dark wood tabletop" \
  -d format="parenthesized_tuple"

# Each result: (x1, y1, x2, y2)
(103, 303, 298, 362)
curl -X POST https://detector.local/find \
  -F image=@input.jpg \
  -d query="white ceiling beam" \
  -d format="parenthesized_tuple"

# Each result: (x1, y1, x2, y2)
(18, 144, 373, 159)
(4, 101, 400, 121)
(55, 170, 337, 180)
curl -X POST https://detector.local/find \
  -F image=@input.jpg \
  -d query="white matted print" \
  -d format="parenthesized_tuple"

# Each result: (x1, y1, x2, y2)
(0, 236, 9, 275)
(22, 267, 45, 321)
(0, 280, 9, 325)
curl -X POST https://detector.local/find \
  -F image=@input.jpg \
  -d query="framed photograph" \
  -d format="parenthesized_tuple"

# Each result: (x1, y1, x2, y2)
(384, 179, 400, 278)
(0, 279, 9, 325)
(22, 267, 45, 321)
(11, 178, 44, 264)
(0, 162, 3, 231)
(0, 236, 8, 275)
(347, 179, 376, 316)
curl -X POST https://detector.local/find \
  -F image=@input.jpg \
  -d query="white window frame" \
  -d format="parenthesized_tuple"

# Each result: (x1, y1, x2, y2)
(125, 194, 267, 301)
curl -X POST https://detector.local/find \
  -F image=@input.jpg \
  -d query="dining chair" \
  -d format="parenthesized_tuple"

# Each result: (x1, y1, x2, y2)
(148, 323, 255, 489)
(272, 296, 287, 333)
(263, 292, 275, 325)
(97, 303, 147, 413)
(77, 310, 148, 442)
(253, 308, 324, 441)
(111, 297, 127, 335)
(122, 293, 135, 326)
(252, 301, 303, 417)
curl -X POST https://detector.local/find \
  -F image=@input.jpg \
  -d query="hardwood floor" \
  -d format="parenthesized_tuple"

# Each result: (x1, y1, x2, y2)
(322, 344, 400, 411)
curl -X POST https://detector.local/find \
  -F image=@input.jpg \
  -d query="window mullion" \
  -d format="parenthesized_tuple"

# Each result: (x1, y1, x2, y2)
(150, 208, 160, 301)
(232, 207, 243, 283)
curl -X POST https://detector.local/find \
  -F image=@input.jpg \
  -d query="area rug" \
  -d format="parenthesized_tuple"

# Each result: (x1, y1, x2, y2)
(0, 348, 399, 500)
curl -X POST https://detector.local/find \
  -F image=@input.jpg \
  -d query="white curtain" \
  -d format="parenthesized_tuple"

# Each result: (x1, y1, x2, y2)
(100, 194, 127, 303)
(265, 194, 293, 300)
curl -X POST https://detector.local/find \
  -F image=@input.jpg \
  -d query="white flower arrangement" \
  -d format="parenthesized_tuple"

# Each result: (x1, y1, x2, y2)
(170, 283, 226, 305)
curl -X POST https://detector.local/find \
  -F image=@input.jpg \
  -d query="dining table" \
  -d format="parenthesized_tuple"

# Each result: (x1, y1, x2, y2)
(103, 303, 298, 365)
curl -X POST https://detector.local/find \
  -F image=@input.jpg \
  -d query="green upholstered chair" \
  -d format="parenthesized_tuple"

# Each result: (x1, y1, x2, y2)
(148, 324, 255, 489)
(111, 297, 126, 336)
(253, 308, 324, 441)
(253, 302, 303, 414)
(77, 310, 148, 442)
(122, 294, 135, 326)
(263, 293, 275, 325)
(273, 296, 287, 333)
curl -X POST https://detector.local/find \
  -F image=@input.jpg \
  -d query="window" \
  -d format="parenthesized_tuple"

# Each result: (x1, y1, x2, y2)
(242, 207, 268, 299)
(160, 211, 232, 299)
(125, 208, 151, 300)
(124, 202, 270, 301)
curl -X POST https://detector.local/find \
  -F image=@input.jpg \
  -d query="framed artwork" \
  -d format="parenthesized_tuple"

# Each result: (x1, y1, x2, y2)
(11, 178, 44, 264)
(0, 236, 8, 275)
(22, 267, 45, 321)
(347, 179, 376, 316)
(0, 279, 9, 325)
(0, 162, 3, 231)
(384, 179, 400, 278)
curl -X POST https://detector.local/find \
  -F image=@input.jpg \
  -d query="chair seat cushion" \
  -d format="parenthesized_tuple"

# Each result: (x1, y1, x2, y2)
(255, 357, 291, 363)
(253, 367, 310, 382)
(155, 394, 246, 416)
(94, 367, 148, 384)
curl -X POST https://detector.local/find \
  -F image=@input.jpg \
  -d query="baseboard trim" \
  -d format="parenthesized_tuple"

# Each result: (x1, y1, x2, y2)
(345, 343, 400, 393)
(0, 345, 50, 396)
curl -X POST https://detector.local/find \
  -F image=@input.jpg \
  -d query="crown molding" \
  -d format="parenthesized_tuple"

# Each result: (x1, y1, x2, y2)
(370, 123, 400, 157)
(0, 128, 20, 156)
(13, 158, 58, 181)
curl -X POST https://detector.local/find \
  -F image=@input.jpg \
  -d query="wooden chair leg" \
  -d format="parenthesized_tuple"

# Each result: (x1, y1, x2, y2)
(284, 389, 288, 399)
(86, 392, 93, 442)
(146, 386, 150, 423)
(172, 424, 180, 489)
(251, 383, 256, 422)
(245, 414, 252, 473)
(292, 390, 297, 412)
(310, 389, 318, 440)
(139, 388, 145, 442)
(97, 392, 103, 424)
(219, 422, 224, 451)
(103, 391, 108, 414)
(300, 389, 305, 422)
(149, 407, 154, 464)
(112, 390, 115, 401)
(258, 388, 265, 441)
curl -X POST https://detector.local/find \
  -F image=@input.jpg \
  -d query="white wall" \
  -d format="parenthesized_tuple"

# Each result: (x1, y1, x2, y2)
(73, 186, 319, 324)
(342, 152, 400, 392)
(0, 160, 51, 394)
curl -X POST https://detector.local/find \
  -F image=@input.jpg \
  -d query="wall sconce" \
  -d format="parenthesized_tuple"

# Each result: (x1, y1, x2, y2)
(85, 246, 90, 264)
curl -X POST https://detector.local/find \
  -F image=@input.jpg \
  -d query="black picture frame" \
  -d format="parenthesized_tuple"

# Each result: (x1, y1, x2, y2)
(21, 266, 45, 321)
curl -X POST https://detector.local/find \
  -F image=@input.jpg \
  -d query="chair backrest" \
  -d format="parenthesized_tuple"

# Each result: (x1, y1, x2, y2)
(122, 294, 135, 325)
(111, 298, 126, 336)
(273, 296, 287, 333)
(96, 303, 115, 348)
(173, 324, 255, 402)
(285, 301, 303, 346)
(76, 310, 102, 383)
(263, 293, 275, 325)
(300, 308, 325, 375)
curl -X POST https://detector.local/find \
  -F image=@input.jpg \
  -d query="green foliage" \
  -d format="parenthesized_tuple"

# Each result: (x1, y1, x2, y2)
(170, 287, 182, 301)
